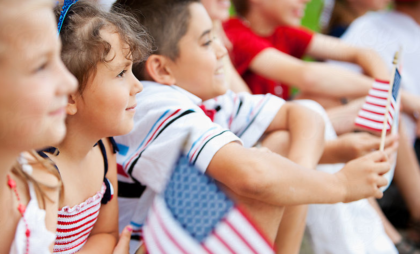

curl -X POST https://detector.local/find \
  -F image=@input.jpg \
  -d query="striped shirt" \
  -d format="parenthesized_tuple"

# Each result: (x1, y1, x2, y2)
(115, 81, 284, 253)
(54, 183, 106, 254)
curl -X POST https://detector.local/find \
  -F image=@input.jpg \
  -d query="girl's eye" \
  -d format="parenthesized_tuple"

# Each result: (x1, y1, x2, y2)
(117, 70, 127, 78)
(35, 61, 48, 73)
(203, 39, 213, 47)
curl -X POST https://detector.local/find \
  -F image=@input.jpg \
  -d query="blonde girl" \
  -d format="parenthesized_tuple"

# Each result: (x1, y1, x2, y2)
(0, 0, 77, 253)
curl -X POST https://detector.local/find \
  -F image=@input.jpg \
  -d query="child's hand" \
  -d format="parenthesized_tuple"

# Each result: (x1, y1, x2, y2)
(335, 133, 399, 162)
(113, 226, 132, 254)
(336, 150, 395, 203)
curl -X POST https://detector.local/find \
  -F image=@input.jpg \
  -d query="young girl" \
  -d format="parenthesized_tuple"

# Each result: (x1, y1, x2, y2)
(0, 0, 78, 253)
(37, 1, 150, 253)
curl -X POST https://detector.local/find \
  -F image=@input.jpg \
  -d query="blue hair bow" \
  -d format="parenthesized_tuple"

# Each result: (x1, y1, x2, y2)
(57, 0, 79, 36)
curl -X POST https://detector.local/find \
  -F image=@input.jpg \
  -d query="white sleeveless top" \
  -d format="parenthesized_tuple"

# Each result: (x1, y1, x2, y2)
(9, 157, 56, 254)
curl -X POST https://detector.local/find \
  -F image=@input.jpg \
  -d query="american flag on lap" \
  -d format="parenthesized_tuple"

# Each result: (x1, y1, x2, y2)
(143, 156, 274, 254)
(355, 70, 401, 132)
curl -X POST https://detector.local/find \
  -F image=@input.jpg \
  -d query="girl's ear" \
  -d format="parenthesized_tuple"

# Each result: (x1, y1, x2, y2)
(66, 93, 78, 116)
(145, 55, 176, 86)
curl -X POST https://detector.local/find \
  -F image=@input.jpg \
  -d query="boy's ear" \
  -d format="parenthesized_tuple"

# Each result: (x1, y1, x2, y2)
(145, 55, 176, 86)
(66, 93, 78, 116)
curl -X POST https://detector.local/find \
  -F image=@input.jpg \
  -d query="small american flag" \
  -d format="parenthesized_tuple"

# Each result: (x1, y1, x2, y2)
(355, 71, 401, 132)
(143, 156, 275, 254)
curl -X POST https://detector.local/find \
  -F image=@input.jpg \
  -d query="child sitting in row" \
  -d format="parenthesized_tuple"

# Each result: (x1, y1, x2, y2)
(36, 1, 151, 253)
(113, 0, 395, 253)
(0, 0, 77, 253)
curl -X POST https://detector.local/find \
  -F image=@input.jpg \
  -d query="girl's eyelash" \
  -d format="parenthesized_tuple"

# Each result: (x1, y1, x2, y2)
(117, 70, 127, 78)
(36, 62, 48, 73)
(203, 39, 213, 46)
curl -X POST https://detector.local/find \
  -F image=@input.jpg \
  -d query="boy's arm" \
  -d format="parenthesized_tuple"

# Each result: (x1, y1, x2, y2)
(305, 34, 390, 80)
(78, 139, 119, 254)
(249, 48, 373, 98)
(264, 102, 325, 169)
(206, 142, 392, 206)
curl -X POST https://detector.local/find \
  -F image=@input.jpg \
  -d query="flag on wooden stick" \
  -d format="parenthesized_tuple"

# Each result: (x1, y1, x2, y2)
(143, 156, 275, 254)
(354, 78, 399, 132)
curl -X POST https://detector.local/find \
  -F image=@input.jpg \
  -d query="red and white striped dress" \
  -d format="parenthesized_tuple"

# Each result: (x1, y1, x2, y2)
(53, 183, 106, 254)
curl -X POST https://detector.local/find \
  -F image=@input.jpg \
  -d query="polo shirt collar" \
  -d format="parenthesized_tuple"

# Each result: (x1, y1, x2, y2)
(171, 85, 202, 105)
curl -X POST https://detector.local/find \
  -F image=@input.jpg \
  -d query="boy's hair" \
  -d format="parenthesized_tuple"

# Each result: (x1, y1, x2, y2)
(56, 0, 152, 93)
(231, 0, 249, 17)
(113, 0, 199, 80)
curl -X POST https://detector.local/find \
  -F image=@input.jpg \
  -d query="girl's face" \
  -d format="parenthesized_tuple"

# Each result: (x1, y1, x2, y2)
(73, 29, 142, 138)
(201, 0, 231, 22)
(168, 3, 228, 102)
(257, 0, 310, 27)
(0, 1, 77, 152)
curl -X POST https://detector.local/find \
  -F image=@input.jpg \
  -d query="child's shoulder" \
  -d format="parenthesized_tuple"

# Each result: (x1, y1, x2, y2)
(139, 81, 202, 110)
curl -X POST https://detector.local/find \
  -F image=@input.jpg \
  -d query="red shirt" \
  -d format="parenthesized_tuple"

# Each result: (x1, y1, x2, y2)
(223, 18, 314, 100)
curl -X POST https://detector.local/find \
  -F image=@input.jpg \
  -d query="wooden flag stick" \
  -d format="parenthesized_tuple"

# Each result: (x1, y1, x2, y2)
(380, 51, 399, 151)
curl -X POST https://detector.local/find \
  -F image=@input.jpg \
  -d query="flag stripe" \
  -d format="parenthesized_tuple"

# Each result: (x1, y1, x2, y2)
(224, 219, 258, 254)
(152, 203, 188, 254)
(229, 209, 274, 253)
(148, 210, 184, 254)
(217, 222, 255, 254)
(203, 235, 233, 254)
(143, 223, 163, 254)
(153, 197, 209, 254)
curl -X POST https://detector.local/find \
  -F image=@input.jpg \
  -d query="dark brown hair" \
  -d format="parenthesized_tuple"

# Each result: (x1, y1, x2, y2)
(231, 0, 249, 17)
(56, 0, 152, 93)
(113, 0, 199, 79)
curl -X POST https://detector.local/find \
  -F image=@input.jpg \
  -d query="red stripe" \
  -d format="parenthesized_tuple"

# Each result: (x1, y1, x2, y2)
(152, 204, 189, 254)
(249, 97, 266, 117)
(117, 164, 130, 178)
(360, 108, 384, 116)
(144, 109, 181, 147)
(236, 207, 274, 250)
(375, 79, 390, 84)
(357, 115, 392, 127)
(58, 208, 100, 225)
(213, 231, 236, 254)
(54, 237, 88, 252)
(368, 94, 387, 100)
(55, 231, 90, 245)
(57, 216, 98, 233)
(357, 115, 384, 124)
(365, 101, 386, 108)
(224, 219, 258, 254)
(58, 202, 100, 218)
(56, 224, 94, 240)
(189, 132, 216, 163)
(355, 123, 390, 133)
(201, 244, 214, 254)
(372, 87, 389, 92)
(125, 109, 181, 170)
(146, 217, 166, 254)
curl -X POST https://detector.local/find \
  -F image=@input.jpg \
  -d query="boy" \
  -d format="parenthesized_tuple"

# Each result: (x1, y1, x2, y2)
(226, 0, 420, 118)
(113, 0, 394, 252)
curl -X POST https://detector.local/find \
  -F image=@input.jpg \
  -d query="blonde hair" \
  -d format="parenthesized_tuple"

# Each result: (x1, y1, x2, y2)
(12, 151, 61, 209)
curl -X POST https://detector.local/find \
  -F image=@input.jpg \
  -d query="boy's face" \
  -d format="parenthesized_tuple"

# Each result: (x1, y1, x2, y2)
(257, 0, 310, 27)
(167, 3, 228, 101)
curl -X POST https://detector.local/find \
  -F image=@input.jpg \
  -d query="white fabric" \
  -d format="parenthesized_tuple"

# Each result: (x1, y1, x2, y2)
(331, 10, 420, 143)
(10, 158, 56, 254)
(115, 81, 284, 253)
(299, 101, 397, 254)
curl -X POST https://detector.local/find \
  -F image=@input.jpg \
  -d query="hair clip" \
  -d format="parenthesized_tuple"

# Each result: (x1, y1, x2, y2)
(57, 0, 79, 36)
